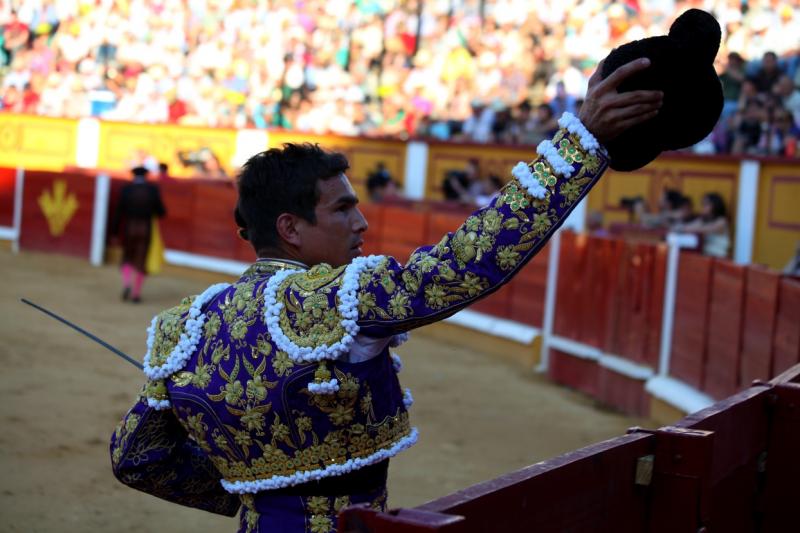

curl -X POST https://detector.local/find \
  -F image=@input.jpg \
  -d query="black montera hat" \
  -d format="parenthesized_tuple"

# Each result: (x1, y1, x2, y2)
(131, 166, 150, 177)
(600, 9, 724, 171)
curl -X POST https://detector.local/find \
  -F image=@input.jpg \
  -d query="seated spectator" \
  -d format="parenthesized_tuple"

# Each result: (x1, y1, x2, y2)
(507, 101, 557, 146)
(366, 162, 400, 203)
(720, 52, 747, 106)
(775, 74, 800, 130)
(674, 193, 731, 258)
(586, 210, 610, 237)
(750, 51, 784, 94)
(459, 100, 495, 144)
(473, 173, 503, 207)
(443, 158, 480, 204)
(784, 241, 800, 276)
(638, 189, 687, 228)
(731, 99, 766, 154)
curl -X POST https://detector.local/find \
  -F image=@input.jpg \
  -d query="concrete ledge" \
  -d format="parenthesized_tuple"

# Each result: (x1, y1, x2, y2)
(443, 309, 540, 344)
(0, 226, 16, 240)
(164, 249, 250, 276)
(645, 375, 714, 415)
(549, 336, 601, 360)
(598, 353, 655, 381)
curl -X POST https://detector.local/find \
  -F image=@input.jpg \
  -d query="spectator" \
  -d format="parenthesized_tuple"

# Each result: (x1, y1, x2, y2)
(731, 99, 766, 154)
(784, 241, 800, 276)
(775, 75, 800, 129)
(720, 52, 746, 108)
(0, 0, 795, 155)
(366, 162, 400, 203)
(750, 51, 784, 94)
(638, 189, 686, 229)
(443, 158, 480, 204)
(675, 193, 731, 258)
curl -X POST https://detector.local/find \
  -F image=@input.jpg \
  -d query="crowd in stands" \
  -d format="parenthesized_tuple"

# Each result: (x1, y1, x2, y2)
(1, 0, 799, 156)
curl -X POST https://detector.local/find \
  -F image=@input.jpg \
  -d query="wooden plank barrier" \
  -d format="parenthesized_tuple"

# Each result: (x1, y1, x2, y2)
(508, 247, 547, 326)
(380, 205, 428, 265)
(606, 241, 665, 369)
(339, 365, 800, 532)
(703, 260, 747, 399)
(0, 167, 15, 228)
(772, 278, 800, 375)
(19, 170, 96, 258)
(553, 231, 585, 341)
(739, 267, 780, 386)
(670, 252, 714, 390)
(359, 203, 385, 257)
(581, 235, 619, 350)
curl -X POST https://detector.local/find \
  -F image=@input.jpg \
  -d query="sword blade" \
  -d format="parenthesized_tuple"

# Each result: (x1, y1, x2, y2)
(20, 298, 144, 371)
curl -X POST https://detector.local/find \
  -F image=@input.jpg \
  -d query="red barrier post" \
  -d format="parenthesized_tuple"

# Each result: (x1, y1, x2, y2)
(771, 278, 800, 376)
(19, 170, 97, 259)
(0, 167, 15, 228)
(761, 381, 800, 532)
(740, 267, 780, 385)
(703, 260, 747, 399)
(670, 252, 714, 390)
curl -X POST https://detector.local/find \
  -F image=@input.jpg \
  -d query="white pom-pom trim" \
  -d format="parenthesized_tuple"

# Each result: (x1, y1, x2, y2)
(391, 353, 403, 373)
(511, 162, 548, 199)
(147, 398, 172, 410)
(264, 255, 386, 363)
(220, 427, 419, 494)
(403, 388, 414, 409)
(557, 112, 600, 155)
(389, 332, 409, 348)
(536, 140, 574, 178)
(308, 379, 339, 394)
(143, 283, 231, 381)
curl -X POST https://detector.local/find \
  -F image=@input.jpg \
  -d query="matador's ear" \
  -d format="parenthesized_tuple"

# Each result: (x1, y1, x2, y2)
(600, 9, 723, 171)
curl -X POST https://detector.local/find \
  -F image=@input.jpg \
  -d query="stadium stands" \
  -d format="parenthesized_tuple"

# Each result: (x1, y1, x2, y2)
(1, 0, 798, 155)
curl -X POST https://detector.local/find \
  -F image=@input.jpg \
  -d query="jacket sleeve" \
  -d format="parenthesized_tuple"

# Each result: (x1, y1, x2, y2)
(271, 126, 609, 344)
(110, 390, 240, 516)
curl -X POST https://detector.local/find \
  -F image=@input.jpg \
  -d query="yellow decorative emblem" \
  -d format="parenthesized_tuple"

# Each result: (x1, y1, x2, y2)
(38, 180, 78, 236)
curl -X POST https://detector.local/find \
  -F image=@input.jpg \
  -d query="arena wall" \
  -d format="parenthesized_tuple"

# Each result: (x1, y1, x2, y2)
(338, 365, 800, 532)
(2, 167, 798, 426)
(0, 112, 797, 269)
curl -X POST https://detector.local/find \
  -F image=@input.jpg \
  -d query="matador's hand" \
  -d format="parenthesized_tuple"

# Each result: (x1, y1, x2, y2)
(579, 58, 663, 144)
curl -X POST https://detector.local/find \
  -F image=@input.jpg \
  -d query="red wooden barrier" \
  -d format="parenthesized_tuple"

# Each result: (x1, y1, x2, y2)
(340, 366, 800, 532)
(411, 433, 655, 532)
(380, 205, 428, 264)
(549, 348, 599, 398)
(581, 235, 619, 350)
(19, 171, 95, 258)
(761, 381, 800, 530)
(606, 241, 666, 368)
(508, 249, 547, 326)
(359, 203, 385, 256)
(597, 366, 650, 416)
(189, 182, 238, 258)
(670, 252, 713, 390)
(553, 231, 585, 340)
(740, 267, 780, 386)
(772, 278, 800, 375)
(0, 167, 15, 227)
(703, 260, 747, 399)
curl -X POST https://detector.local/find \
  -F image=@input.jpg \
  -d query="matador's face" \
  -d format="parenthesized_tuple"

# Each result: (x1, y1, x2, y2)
(294, 173, 368, 268)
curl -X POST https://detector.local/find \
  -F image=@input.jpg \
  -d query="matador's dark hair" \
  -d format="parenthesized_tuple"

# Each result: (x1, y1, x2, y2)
(235, 143, 349, 252)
